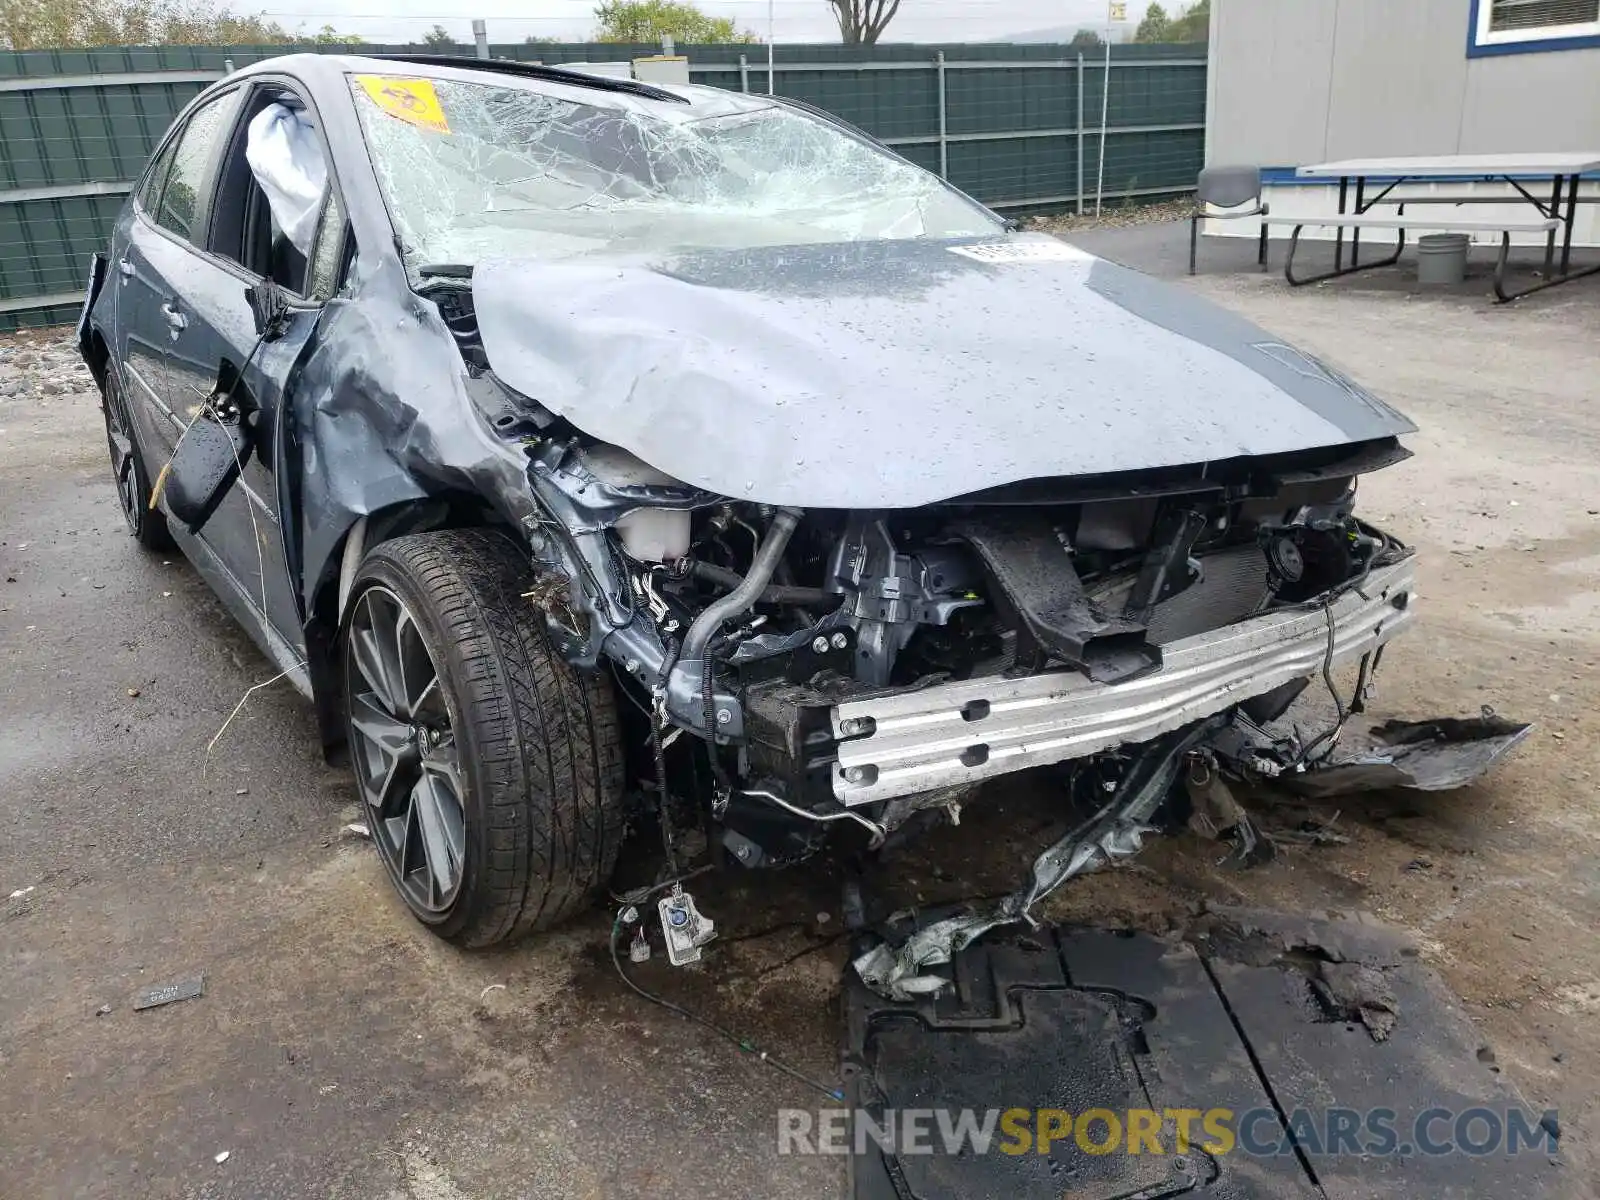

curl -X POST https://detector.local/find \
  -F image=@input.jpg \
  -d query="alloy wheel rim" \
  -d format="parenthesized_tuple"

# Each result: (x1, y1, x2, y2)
(346, 584, 466, 914)
(104, 379, 140, 529)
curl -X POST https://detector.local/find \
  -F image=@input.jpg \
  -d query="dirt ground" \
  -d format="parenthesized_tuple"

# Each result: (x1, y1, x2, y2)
(3, 229, 1599, 1198)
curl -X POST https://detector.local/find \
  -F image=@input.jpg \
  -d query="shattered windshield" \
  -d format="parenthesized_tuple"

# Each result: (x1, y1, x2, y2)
(347, 72, 1001, 269)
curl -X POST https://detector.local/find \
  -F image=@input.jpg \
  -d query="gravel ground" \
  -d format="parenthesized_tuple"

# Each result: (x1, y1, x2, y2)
(4, 227, 1599, 1197)
(1025, 195, 1195, 234)
(0, 329, 94, 399)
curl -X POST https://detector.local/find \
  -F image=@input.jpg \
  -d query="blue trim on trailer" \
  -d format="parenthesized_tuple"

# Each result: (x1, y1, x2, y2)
(1466, 0, 1600, 57)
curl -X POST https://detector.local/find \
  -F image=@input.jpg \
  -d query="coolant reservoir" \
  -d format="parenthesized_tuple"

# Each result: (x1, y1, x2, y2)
(581, 444, 692, 562)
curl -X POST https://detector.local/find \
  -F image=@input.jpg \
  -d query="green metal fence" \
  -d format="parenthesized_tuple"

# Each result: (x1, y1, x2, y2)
(0, 41, 1205, 328)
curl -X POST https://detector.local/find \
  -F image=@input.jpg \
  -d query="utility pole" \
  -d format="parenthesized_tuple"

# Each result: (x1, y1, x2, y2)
(1096, 2, 1125, 216)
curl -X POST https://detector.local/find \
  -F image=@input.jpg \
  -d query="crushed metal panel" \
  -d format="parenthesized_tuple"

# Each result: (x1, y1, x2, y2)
(288, 254, 539, 611)
(853, 720, 1215, 1001)
(473, 237, 1414, 509)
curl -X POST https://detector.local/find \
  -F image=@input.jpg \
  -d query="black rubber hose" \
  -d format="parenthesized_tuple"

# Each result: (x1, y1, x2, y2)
(686, 560, 831, 608)
(681, 508, 803, 663)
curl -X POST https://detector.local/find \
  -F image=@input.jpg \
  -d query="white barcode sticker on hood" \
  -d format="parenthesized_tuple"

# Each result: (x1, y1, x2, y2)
(947, 240, 1095, 264)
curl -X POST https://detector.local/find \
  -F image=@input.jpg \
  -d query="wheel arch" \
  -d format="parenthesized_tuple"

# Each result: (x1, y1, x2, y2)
(305, 497, 530, 758)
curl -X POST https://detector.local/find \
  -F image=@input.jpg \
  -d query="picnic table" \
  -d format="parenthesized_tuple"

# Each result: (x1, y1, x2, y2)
(1266, 152, 1600, 302)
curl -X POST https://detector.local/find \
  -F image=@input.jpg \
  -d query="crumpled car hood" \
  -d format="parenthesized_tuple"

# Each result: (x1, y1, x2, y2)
(473, 235, 1415, 507)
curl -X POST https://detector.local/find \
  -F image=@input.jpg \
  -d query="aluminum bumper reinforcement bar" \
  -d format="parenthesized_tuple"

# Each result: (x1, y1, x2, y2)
(831, 556, 1417, 805)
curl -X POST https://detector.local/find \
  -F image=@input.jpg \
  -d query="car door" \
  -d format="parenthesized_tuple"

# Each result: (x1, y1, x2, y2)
(164, 84, 352, 658)
(112, 131, 185, 459)
(131, 86, 245, 463)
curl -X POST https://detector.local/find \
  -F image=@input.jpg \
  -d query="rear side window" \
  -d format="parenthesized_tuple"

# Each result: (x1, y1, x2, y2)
(135, 136, 179, 214)
(154, 90, 242, 243)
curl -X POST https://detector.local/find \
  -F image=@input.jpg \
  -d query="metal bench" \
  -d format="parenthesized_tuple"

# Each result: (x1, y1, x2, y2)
(1263, 213, 1561, 301)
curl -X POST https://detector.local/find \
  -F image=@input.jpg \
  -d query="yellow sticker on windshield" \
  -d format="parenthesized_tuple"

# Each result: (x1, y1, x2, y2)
(355, 75, 450, 134)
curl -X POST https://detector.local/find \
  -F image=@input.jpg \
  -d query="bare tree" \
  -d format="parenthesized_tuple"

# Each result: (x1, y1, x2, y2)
(828, 0, 901, 45)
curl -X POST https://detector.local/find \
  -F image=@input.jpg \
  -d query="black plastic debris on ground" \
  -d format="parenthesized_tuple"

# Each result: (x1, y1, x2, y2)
(1279, 713, 1534, 799)
(843, 908, 1561, 1199)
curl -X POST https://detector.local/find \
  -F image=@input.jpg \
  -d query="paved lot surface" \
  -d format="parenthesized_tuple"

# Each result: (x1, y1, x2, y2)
(4, 222, 1599, 1198)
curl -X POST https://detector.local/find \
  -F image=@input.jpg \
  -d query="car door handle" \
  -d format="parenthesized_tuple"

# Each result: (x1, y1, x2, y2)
(162, 302, 187, 333)
(118, 257, 135, 280)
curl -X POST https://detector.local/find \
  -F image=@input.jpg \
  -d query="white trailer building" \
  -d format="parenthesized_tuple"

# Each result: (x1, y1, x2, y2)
(1204, 0, 1600, 246)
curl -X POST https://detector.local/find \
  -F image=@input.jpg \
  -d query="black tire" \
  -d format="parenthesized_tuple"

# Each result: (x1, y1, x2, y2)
(101, 361, 174, 551)
(344, 527, 627, 947)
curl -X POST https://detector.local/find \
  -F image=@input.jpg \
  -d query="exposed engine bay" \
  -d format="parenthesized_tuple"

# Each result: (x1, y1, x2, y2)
(515, 416, 1418, 879)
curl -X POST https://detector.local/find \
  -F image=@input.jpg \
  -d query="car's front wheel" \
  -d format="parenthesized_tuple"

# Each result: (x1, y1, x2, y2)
(343, 528, 627, 946)
(100, 364, 173, 551)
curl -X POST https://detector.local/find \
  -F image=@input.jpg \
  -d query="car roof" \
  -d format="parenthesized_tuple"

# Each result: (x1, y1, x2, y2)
(230, 51, 692, 106)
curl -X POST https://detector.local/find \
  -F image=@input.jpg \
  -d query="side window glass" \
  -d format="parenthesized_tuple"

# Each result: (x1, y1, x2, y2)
(307, 190, 349, 301)
(155, 90, 241, 243)
(136, 136, 178, 214)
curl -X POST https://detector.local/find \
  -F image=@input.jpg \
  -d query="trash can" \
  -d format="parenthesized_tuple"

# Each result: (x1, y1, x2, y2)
(1416, 232, 1470, 285)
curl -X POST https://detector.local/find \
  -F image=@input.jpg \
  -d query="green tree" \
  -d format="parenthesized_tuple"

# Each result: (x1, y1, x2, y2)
(593, 0, 756, 43)
(1133, 1, 1169, 43)
(304, 22, 361, 44)
(1068, 28, 1103, 49)
(420, 22, 455, 47)
(1166, 0, 1208, 42)
(0, 0, 304, 47)
(828, 0, 901, 44)
(1135, 0, 1206, 43)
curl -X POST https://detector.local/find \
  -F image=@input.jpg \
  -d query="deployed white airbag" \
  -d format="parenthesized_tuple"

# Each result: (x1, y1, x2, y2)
(244, 102, 327, 256)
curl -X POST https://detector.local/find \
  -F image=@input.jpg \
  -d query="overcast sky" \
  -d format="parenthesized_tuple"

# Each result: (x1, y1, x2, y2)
(249, 0, 1157, 47)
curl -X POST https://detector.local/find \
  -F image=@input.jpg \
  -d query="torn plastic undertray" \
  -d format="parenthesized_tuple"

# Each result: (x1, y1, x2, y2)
(844, 909, 1562, 1199)
(1278, 712, 1533, 799)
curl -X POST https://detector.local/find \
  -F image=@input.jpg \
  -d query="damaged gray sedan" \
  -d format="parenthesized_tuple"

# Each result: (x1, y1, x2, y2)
(81, 52, 1500, 953)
